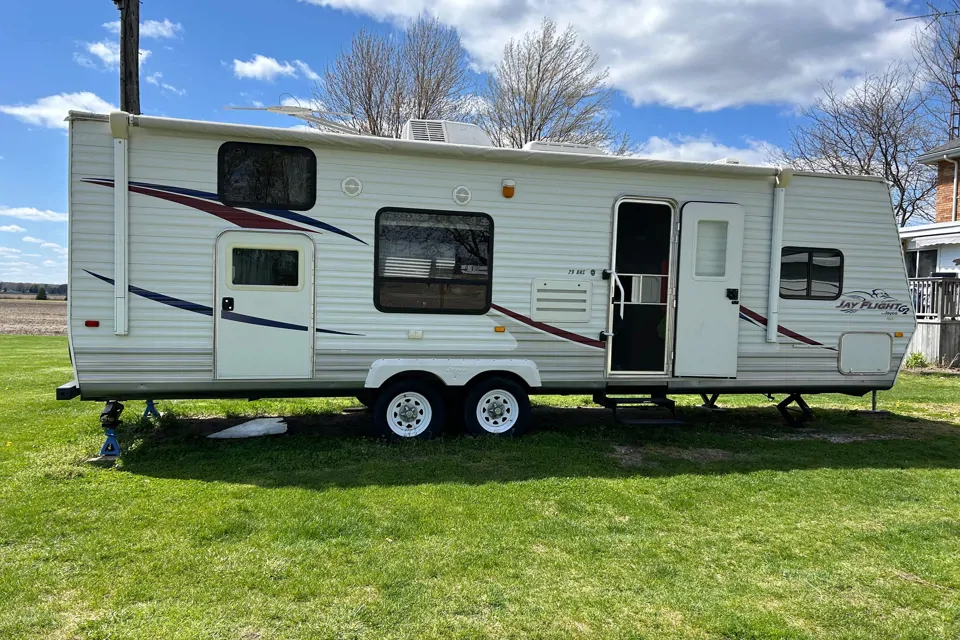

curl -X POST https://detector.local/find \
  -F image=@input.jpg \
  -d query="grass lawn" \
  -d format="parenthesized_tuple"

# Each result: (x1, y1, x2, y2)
(2, 334, 960, 639)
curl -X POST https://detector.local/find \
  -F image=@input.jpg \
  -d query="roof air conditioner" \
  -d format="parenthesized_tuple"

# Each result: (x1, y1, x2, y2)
(401, 120, 493, 147)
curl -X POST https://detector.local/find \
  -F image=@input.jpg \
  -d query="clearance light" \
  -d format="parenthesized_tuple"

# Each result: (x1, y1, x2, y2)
(502, 179, 516, 199)
(85, 320, 100, 328)
(894, 331, 904, 338)
(494, 326, 506, 333)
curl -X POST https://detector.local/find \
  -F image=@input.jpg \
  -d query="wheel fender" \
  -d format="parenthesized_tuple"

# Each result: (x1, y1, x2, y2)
(364, 359, 542, 389)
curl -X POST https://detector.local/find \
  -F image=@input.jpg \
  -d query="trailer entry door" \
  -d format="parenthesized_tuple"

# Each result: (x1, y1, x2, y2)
(674, 202, 745, 377)
(215, 231, 315, 380)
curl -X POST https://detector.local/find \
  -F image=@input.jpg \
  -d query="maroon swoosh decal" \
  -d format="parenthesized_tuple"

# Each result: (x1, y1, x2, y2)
(84, 179, 304, 231)
(491, 304, 605, 349)
(739, 305, 832, 348)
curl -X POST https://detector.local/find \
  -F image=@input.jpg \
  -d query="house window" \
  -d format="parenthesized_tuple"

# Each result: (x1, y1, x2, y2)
(905, 249, 938, 278)
(218, 142, 316, 210)
(780, 247, 844, 300)
(375, 208, 493, 313)
(231, 248, 300, 288)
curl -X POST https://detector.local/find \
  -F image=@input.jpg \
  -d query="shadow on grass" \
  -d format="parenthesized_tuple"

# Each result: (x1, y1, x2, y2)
(114, 403, 960, 489)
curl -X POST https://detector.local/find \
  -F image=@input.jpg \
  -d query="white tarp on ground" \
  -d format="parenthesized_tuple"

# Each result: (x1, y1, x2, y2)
(207, 417, 287, 439)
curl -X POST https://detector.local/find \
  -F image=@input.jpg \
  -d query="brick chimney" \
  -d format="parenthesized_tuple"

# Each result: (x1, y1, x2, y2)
(936, 159, 959, 223)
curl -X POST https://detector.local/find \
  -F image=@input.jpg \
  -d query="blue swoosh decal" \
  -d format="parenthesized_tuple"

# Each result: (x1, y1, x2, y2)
(84, 270, 363, 336)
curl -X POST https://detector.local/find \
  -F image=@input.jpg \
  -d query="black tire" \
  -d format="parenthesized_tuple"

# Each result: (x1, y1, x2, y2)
(373, 379, 446, 440)
(463, 377, 531, 437)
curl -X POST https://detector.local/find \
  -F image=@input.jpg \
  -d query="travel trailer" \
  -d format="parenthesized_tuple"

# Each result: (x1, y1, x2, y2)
(57, 110, 916, 439)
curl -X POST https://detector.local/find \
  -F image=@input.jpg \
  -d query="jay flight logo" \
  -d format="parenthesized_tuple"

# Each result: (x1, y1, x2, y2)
(836, 289, 911, 316)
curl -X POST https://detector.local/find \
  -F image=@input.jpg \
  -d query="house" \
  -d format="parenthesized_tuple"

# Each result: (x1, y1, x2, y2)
(899, 143, 960, 365)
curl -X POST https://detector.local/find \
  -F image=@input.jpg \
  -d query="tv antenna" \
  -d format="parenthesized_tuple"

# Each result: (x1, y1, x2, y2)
(899, 5, 960, 139)
(225, 98, 359, 136)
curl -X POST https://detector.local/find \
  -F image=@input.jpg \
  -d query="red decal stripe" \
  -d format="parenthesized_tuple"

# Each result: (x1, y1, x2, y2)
(127, 184, 303, 231)
(491, 304, 605, 349)
(739, 305, 823, 347)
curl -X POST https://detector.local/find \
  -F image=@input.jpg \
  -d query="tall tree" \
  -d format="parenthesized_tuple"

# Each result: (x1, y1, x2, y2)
(315, 16, 470, 138)
(912, 2, 960, 135)
(475, 18, 621, 149)
(782, 64, 938, 227)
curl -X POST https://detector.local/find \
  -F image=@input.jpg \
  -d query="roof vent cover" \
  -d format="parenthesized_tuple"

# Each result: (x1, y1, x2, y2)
(401, 120, 493, 146)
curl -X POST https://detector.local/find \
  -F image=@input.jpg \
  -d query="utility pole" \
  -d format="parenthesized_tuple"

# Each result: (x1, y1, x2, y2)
(112, 0, 141, 114)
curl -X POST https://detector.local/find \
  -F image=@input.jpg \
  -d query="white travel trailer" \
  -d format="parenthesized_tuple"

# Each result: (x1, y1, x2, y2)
(58, 110, 916, 439)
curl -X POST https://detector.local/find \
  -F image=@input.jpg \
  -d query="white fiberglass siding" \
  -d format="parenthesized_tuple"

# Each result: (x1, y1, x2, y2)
(67, 115, 913, 397)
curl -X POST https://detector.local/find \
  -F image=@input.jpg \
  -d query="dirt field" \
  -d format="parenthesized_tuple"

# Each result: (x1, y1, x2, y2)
(0, 299, 67, 336)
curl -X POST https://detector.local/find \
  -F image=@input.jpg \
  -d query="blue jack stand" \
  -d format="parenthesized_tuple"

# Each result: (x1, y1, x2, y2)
(143, 399, 160, 420)
(97, 400, 124, 459)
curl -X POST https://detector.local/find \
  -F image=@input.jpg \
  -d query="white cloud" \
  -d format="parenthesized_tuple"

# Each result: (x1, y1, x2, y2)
(22, 236, 44, 244)
(77, 40, 151, 70)
(42, 260, 57, 267)
(298, 0, 917, 110)
(0, 247, 22, 255)
(0, 93, 115, 130)
(281, 96, 323, 109)
(635, 135, 779, 166)
(0, 225, 25, 233)
(233, 55, 297, 81)
(146, 72, 186, 96)
(294, 60, 320, 82)
(103, 18, 183, 39)
(21, 253, 41, 258)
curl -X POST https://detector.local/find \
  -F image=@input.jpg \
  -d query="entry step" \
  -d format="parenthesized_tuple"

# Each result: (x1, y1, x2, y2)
(592, 393, 682, 426)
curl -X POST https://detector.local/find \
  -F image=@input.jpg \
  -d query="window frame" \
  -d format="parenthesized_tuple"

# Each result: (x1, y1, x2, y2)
(779, 246, 844, 301)
(373, 206, 494, 315)
(217, 141, 317, 211)
(226, 244, 305, 292)
(904, 248, 939, 279)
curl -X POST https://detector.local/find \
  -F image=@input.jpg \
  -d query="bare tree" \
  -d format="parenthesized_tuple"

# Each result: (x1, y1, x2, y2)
(315, 16, 470, 138)
(912, 2, 960, 135)
(475, 18, 622, 149)
(782, 64, 938, 227)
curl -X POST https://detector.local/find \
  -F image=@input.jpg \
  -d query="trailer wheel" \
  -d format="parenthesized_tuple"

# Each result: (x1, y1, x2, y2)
(374, 379, 445, 439)
(463, 377, 531, 437)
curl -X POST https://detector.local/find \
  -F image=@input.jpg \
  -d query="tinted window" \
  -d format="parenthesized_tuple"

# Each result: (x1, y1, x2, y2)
(779, 247, 843, 300)
(218, 142, 316, 210)
(375, 209, 493, 313)
(232, 248, 299, 287)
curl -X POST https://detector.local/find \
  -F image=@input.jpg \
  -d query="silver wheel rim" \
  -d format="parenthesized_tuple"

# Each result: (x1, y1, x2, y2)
(387, 392, 432, 437)
(476, 389, 519, 434)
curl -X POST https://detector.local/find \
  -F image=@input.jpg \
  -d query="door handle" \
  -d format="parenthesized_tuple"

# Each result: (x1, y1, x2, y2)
(222, 297, 234, 311)
(726, 288, 739, 304)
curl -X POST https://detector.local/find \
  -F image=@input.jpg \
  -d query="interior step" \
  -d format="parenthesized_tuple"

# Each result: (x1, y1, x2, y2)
(592, 393, 683, 426)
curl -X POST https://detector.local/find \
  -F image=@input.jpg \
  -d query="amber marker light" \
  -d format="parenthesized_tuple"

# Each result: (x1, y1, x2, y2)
(894, 332, 904, 338)
(494, 326, 506, 333)
(502, 179, 515, 198)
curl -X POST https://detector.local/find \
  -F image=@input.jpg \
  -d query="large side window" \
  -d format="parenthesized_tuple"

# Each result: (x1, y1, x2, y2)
(780, 247, 843, 300)
(375, 209, 493, 313)
(218, 142, 316, 211)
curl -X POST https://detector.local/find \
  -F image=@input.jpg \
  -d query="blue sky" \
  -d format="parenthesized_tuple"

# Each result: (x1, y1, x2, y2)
(0, 0, 941, 283)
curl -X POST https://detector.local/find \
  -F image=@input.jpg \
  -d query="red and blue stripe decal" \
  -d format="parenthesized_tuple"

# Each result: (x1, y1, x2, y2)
(84, 270, 362, 336)
(82, 178, 366, 245)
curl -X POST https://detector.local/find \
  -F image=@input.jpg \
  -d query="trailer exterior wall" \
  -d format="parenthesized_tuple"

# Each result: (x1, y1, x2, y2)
(66, 114, 915, 400)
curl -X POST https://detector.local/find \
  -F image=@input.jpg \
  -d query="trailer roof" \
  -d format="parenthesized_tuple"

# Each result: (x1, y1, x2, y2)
(67, 111, 885, 184)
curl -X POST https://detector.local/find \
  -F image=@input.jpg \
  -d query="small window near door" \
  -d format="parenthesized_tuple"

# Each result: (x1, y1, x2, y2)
(694, 220, 729, 277)
(375, 208, 493, 313)
(232, 248, 300, 287)
(218, 142, 316, 210)
(779, 247, 843, 300)
(905, 249, 938, 278)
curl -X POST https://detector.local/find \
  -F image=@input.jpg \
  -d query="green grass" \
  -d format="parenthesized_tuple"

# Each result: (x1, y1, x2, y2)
(2, 334, 960, 639)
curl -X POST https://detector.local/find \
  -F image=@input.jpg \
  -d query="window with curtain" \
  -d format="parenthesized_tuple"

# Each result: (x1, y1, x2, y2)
(375, 209, 493, 313)
(779, 247, 843, 300)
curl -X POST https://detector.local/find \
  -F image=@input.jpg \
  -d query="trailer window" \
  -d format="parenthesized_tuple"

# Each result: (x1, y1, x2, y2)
(218, 142, 316, 211)
(780, 247, 843, 300)
(375, 209, 492, 313)
(232, 248, 300, 287)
